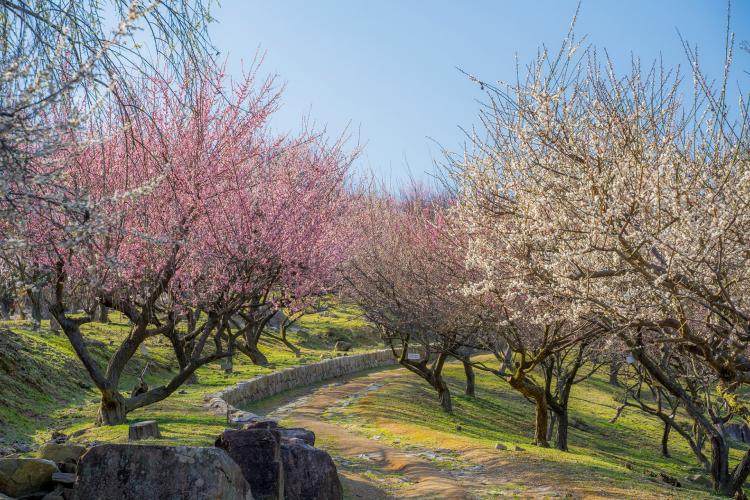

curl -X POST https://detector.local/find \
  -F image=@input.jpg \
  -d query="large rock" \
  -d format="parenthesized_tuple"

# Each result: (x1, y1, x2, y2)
(277, 428, 315, 447)
(73, 444, 252, 500)
(215, 429, 283, 500)
(267, 310, 287, 329)
(38, 443, 86, 464)
(333, 340, 352, 352)
(724, 423, 750, 443)
(242, 419, 279, 430)
(0, 458, 59, 498)
(281, 440, 342, 500)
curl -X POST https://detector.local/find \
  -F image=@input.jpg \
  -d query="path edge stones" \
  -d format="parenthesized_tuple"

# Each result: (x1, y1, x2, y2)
(204, 350, 397, 421)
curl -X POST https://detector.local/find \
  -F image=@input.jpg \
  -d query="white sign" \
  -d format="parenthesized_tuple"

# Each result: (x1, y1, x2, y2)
(407, 352, 421, 361)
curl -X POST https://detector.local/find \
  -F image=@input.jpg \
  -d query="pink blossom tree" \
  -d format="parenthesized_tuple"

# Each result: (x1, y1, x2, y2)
(345, 190, 483, 413)
(4, 59, 356, 425)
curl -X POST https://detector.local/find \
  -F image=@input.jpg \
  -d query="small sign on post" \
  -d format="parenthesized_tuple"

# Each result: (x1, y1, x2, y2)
(407, 352, 421, 361)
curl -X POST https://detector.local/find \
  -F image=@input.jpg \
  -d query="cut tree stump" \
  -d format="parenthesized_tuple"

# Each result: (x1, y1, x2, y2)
(128, 420, 162, 441)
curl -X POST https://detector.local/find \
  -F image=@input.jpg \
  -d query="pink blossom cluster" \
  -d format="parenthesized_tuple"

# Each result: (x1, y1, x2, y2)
(9, 61, 356, 323)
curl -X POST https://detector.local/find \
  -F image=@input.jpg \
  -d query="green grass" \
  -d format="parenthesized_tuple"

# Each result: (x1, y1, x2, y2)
(321, 358, 731, 498)
(2, 306, 735, 497)
(0, 302, 379, 448)
(285, 301, 380, 351)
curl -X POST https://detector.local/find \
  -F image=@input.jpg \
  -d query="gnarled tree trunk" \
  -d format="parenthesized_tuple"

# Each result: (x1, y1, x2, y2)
(509, 375, 549, 447)
(609, 355, 621, 386)
(621, 332, 749, 497)
(661, 420, 672, 458)
(167, 328, 198, 384)
(462, 355, 475, 397)
(97, 390, 128, 426)
(240, 340, 270, 366)
(433, 375, 453, 413)
(555, 410, 568, 451)
(27, 290, 42, 331)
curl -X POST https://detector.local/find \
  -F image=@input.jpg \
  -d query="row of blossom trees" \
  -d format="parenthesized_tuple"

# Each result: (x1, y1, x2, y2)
(344, 29, 750, 496)
(2, 61, 356, 424)
(1, 2, 358, 425)
(344, 190, 601, 449)
(450, 29, 750, 495)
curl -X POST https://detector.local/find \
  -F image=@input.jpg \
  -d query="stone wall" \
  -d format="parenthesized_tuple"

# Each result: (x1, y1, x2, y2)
(206, 350, 396, 417)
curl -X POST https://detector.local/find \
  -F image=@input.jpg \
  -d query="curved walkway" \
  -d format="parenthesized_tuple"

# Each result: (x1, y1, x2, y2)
(248, 365, 698, 500)
(254, 368, 512, 499)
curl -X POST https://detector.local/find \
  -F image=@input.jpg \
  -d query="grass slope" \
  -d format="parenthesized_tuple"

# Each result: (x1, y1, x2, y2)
(0, 301, 378, 448)
(320, 358, 735, 498)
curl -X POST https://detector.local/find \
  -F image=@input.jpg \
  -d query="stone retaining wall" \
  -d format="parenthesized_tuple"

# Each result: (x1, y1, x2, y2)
(205, 350, 396, 417)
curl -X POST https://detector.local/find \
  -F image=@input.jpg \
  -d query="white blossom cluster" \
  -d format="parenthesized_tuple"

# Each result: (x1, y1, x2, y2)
(450, 32, 750, 378)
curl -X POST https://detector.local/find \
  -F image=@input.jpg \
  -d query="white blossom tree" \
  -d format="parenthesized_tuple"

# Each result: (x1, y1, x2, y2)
(450, 22, 750, 494)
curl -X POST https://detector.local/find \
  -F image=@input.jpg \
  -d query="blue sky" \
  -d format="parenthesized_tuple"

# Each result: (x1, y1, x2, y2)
(209, 1, 750, 182)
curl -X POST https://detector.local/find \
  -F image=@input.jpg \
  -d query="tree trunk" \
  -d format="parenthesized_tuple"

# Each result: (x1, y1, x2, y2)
(167, 330, 198, 384)
(462, 356, 475, 397)
(49, 315, 60, 333)
(242, 342, 269, 366)
(187, 308, 199, 334)
(94, 304, 109, 323)
(434, 376, 453, 413)
(534, 399, 549, 447)
(0, 294, 11, 319)
(97, 391, 128, 426)
(399, 349, 453, 413)
(661, 420, 672, 458)
(28, 290, 42, 331)
(509, 375, 549, 447)
(609, 357, 621, 386)
(711, 435, 732, 495)
(279, 324, 301, 357)
(728, 451, 750, 499)
(500, 344, 513, 373)
(555, 410, 569, 451)
(547, 414, 557, 442)
(241, 326, 270, 366)
(15, 292, 26, 320)
(621, 331, 735, 493)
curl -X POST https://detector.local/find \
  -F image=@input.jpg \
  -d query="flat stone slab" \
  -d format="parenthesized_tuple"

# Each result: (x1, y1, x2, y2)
(51, 471, 75, 484)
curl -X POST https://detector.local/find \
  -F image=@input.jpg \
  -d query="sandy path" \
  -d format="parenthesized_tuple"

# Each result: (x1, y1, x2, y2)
(260, 368, 512, 499)
(256, 367, 691, 499)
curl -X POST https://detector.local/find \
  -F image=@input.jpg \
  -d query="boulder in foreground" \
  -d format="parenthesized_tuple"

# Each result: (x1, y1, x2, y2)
(216, 426, 341, 500)
(281, 439, 342, 500)
(0, 458, 58, 498)
(73, 444, 253, 500)
(38, 442, 87, 464)
(215, 429, 283, 500)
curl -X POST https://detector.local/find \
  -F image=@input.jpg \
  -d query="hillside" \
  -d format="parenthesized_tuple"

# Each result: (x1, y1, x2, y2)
(0, 308, 741, 498)
(0, 302, 380, 450)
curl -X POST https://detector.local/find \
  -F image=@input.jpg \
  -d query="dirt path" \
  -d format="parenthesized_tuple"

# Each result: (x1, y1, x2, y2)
(257, 368, 554, 499)
(254, 367, 692, 499)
